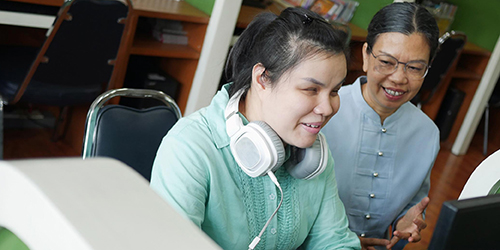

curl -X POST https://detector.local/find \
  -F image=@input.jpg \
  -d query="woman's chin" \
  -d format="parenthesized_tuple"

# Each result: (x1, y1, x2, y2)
(292, 139, 316, 149)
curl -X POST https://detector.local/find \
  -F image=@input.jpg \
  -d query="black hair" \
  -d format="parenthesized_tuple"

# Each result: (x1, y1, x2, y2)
(225, 7, 350, 97)
(366, 2, 439, 61)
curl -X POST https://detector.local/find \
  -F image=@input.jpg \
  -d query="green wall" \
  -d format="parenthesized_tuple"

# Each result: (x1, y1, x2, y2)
(349, 0, 499, 52)
(185, 0, 215, 16)
(187, 0, 499, 52)
(446, 0, 500, 52)
(349, 0, 393, 30)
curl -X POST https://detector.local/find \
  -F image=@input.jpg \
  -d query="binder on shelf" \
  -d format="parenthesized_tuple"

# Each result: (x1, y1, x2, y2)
(421, 0, 458, 35)
(310, 0, 336, 17)
(273, 0, 296, 8)
(151, 19, 188, 45)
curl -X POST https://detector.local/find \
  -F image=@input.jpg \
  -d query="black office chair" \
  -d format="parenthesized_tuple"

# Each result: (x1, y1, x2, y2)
(0, 0, 133, 159)
(82, 88, 182, 182)
(411, 30, 467, 108)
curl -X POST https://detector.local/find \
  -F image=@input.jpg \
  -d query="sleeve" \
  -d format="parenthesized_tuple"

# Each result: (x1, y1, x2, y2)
(149, 124, 214, 227)
(301, 153, 361, 250)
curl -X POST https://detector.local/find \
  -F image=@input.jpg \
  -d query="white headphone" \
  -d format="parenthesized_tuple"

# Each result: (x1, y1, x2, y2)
(225, 89, 328, 179)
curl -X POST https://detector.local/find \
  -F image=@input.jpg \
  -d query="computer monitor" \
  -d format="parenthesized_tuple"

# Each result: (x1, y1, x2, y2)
(428, 194, 500, 250)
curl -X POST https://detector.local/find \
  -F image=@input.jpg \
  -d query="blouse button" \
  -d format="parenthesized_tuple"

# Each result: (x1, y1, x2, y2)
(378, 151, 383, 156)
(365, 214, 371, 219)
(373, 172, 379, 177)
(381, 128, 387, 133)
(360, 233, 366, 237)
(269, 194, 276, 200)
(370, 193, 375, 198)
(270, 228, 277, 234)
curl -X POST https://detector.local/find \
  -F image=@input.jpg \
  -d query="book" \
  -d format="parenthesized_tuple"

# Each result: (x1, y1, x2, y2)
(310, 0, 336, 17)
(152, 30, 188, 45)
(334, 0, 358, 24)
(151, 19, 188, 45)
(273, 0, 296, 8)
(301, 0, 316, 9)
(284, 0, 306, 6)
(328, 0, 345, 21)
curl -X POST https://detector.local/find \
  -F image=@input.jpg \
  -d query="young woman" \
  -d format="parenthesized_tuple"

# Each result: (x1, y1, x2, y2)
(150, 7, 360, 250)
(322, 3, 440, 250)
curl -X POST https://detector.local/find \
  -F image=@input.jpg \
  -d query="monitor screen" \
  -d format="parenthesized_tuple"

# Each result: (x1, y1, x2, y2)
(428, 194, 500, 250)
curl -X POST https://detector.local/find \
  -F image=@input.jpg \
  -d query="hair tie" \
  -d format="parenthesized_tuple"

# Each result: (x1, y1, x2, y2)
(302, 14, 313, 25)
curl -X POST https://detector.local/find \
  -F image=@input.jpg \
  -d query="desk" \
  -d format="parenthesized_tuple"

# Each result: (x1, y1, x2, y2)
(0, 0, 60, 28)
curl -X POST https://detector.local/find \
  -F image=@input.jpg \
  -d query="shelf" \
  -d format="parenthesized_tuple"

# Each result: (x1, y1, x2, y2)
(131, 34, 200, 59)
(6, 0, 64, 6)
(132, 0, 209, 24)
(462, 42, 492, 57)
(452, 67, 482, 80)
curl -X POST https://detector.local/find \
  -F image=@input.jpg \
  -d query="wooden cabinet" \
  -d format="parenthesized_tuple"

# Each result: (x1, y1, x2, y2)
(2, 0, 210, 152)
(439, 43, 491, 149)
(119, 0, 210, 113)
(3, 0, 210, 114)
(63, 0, 210, 152)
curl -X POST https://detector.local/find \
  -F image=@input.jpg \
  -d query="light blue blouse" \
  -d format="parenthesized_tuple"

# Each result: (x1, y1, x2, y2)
(150, 84, 360, 250)
(322, 77, 439, 240)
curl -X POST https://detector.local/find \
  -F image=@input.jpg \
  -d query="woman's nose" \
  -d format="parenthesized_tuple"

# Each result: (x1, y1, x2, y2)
(314, 98, 335, 117)
(389, 65, 409, 84)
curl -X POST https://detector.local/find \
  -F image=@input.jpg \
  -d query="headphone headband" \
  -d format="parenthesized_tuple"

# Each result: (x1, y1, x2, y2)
(225, 89, 245, 137)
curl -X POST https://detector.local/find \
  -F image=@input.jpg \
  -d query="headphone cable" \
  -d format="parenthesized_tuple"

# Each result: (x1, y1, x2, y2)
(248, 171, 283, 250)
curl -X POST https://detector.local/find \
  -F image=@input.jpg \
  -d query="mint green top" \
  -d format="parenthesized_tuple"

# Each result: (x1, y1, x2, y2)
(150, 84, 360, 250)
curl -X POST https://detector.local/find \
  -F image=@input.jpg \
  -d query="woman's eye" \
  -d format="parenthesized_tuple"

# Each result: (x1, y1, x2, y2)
(408, 66, 423, 72)
(305, 88, 318, 93)
(379, 60, 393, 66)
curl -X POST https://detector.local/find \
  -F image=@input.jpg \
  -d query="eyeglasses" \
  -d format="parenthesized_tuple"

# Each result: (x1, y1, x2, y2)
(369, 50, 429, 80)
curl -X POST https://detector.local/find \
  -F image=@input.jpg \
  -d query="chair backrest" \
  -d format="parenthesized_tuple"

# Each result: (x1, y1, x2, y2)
(83, 88, 181, 182)
(10, 0, 132, 105)
(411, 31, 467, 107)
(459, 149, 500, 200)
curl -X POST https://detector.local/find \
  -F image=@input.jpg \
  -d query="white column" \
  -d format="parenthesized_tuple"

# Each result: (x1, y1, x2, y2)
(452, 35, 500, 155)
(184, 0, 243, 115)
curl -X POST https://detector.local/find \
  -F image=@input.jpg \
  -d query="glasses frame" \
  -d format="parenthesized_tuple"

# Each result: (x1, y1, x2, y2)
(369, 50, 430, 80)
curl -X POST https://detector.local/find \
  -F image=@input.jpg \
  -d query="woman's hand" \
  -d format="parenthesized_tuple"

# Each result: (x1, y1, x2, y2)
(387, 197, 430, 249)
(359, 236, 390, 250)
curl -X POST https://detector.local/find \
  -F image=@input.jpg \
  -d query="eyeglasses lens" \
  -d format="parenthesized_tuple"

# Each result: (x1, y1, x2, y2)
(374, 55, 428, 79)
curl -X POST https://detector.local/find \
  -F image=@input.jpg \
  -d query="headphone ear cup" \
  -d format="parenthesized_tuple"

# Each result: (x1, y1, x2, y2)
(230, 120, 286, 177)
(286, 133, 328, 179)
(253, 121, 286, 172)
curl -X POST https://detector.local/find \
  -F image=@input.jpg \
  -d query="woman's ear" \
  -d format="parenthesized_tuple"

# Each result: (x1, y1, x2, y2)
(362, 42, 369, 73)
(251, 63, 268, 90)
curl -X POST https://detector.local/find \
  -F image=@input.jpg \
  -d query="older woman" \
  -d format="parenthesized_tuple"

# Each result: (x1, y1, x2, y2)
(322, 2, 440, 250)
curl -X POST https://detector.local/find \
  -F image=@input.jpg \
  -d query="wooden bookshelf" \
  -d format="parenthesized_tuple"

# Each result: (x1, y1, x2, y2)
(62, 0, 210, 152)
(440, 44, 491, 149)
(2, 0, 210, 153)
(115, 0, 209, 113)
(6, 0, 63, 6)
